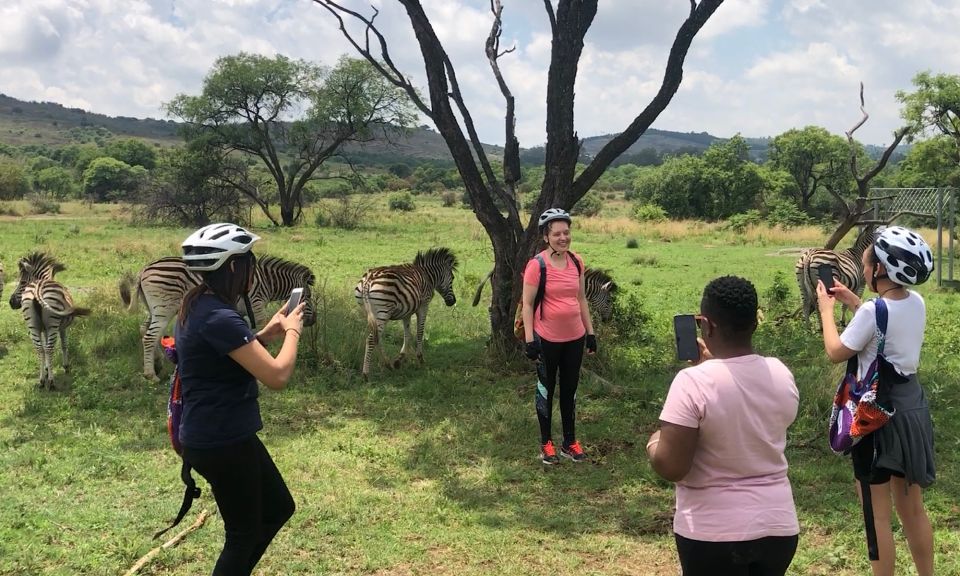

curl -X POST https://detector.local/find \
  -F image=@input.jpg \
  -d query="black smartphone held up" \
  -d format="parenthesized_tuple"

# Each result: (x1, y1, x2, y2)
(285, 287, 304, 314)
(817, 263, 835, 294)
(673, 314, 700, 362)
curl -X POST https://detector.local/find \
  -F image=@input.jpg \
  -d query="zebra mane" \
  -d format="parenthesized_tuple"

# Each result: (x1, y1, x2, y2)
(19, 252, 66, 274)
(585, 268, 618, 292)
(851, 225, 878, 254)
(413, 247, 458, 271)
(258, 255, 316, 286)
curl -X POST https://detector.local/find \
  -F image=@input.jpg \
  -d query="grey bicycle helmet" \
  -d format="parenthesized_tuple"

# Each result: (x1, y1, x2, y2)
(874, 226, 934, 286)
(538, 208, 572, 229)
(181, 223, 260, 272)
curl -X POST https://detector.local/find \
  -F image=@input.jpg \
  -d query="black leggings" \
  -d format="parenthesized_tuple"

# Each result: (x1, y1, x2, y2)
(183, 436, 295, 576)
(675, 534, 798, 576)
(535, 334, 585, 445)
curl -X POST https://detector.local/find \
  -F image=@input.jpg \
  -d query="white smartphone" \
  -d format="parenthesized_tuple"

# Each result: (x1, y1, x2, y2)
(285, 287, 304, 314)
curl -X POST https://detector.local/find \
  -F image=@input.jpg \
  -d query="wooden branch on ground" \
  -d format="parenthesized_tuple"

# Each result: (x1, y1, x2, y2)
(123, 509, 215, 576)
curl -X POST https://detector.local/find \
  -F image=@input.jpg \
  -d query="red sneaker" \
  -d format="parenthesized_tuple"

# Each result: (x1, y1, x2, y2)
(540, 440, 559, 465)
(560, 440, 586, 462)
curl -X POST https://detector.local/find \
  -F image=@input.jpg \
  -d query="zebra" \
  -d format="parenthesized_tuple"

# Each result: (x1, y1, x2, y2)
(795, 225, 877, 326)
(119, 255, 317, 381)
(21, 278, 90, 389)
(9, 252, 66, 310)
(471, 267, 619, 322)
(354, 247, 458, 378)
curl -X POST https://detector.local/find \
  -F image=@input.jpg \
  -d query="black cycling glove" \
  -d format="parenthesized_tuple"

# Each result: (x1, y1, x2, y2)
(585, 334, 597, 354)
(525, 340, 541, 360)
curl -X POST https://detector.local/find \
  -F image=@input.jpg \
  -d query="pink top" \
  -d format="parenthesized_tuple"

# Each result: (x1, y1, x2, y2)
(659, 355, 800, 542)
(522, 250, 586, 343)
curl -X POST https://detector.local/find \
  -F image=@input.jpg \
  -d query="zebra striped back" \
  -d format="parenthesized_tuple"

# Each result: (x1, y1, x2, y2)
(796, 225, 877, 322)
(21, 278, 90, 389)
(353, 247, 458, 377)
(10, 252, 65, 310)
(121, 254, 316, 380)
(583, 269, 618, 321)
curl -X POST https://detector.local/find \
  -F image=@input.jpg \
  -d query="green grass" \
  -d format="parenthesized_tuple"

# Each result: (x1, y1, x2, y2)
(1, 198, 959, 575)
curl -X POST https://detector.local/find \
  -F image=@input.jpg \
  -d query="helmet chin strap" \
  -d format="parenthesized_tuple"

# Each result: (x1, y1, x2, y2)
(242, 291, 256, 330)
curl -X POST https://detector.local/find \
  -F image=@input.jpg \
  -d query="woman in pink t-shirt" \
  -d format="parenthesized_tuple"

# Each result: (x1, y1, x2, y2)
(521, 208, 596, 465)
(647, 276, 800, 576)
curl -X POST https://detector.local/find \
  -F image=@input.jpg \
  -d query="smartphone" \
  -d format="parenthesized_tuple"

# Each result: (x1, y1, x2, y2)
(285, 287, 304, 314)
(673, 314, 700, 362)
(817, 263, 835, 294)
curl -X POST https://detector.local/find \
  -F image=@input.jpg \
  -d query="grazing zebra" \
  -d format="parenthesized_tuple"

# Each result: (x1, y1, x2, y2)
(9, 252, 66, 309)
(354, 247, 458, 378)
(471, 267, 619, 322)
(21, 278, 90, 389)
(795, 225, 877, 325)
(119, 255, 317, 381)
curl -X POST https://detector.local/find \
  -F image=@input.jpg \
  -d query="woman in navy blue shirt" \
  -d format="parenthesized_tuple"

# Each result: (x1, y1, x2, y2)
(176, 223, 305, 576)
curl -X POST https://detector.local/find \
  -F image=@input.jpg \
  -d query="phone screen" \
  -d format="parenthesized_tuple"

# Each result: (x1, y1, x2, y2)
(673, 314, 700, 362)
(286, 287, 303, 314)
(817, 263, 835, 294)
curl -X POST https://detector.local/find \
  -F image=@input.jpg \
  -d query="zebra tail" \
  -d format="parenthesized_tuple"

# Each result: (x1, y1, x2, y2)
(118, 271, 140, 312)
(471, 269, 494, 307)
(72, 307, 92, 317)
(361, 283, 379, 345)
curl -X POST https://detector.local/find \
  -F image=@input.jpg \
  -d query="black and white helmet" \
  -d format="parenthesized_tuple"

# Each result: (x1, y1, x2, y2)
(538, 208, 571, 229)
(874, 226, 934, 286)
(181, 223, 260, 272)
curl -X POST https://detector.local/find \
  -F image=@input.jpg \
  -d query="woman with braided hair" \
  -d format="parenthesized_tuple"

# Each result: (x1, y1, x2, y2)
(817, 226, 935, 576)
(647, 275, 800, 576)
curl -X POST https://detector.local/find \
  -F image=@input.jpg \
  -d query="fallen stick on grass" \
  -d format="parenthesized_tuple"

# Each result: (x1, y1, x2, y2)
(123, 508, 214, 576)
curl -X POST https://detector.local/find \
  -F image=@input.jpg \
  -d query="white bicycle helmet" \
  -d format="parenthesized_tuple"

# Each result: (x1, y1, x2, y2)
(181, 223, 260, 272)
(874, 226, 934, 286)
(538, 208, 572, 229)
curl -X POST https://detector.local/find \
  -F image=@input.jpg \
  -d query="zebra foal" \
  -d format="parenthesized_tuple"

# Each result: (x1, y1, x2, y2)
(21, 278, 90, 389)
(354, 247, 458, 378)
(119, 255, 317, 381)
(9, 252, 66, 309)
(471, 267, 619, 322)
(795, 225, 876, 325)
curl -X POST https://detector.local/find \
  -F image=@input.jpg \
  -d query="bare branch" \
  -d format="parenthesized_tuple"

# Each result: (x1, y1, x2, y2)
(314, 1, 433, 118)
(543, 0, 557, 33)
(485, 0, 521, 226)
(845, 82, 868, 140)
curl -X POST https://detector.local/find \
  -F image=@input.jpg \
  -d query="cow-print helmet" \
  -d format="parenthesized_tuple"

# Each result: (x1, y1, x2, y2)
(874, 226, 934, 286)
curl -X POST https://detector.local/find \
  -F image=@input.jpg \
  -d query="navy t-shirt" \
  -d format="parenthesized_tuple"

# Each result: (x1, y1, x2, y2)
(175, 294, 262, 449)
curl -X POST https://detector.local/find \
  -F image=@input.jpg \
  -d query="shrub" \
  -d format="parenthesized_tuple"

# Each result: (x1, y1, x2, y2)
(441, 191, 458, 207)
(632, 203, 667, 222)
(626, 238, 639, 249)
(610, 291, 653, 345)
(572, 191, 602, 217)
(764, 270, 792, 310)
(388, 192, 416, 211)
(27, 193, 60, 215)
(723, 209, 763, 233)
(765, 200, 810, 228)
(316, 195, 374, 230)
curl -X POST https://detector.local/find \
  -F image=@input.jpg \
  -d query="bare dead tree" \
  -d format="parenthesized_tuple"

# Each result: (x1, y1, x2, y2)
(822, 83, 913, 249)
(315, 0, 724, 349)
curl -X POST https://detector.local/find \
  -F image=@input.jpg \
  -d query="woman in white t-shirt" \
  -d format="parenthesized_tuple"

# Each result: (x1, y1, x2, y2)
(647, 276, 800, 576)
(817, 226, 936, 576)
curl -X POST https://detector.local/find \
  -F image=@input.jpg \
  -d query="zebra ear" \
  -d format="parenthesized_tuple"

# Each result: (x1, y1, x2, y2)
(601, 281, 614, 292)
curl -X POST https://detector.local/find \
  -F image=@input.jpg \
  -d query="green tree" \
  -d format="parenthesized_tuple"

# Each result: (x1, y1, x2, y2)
(105, 138, 158, 169)
(895, 135, 960, 187)
(768, 126, 849, 213)
(0, 160, 31, 200)
(82, 157, 144, 201)
(35, 166, 77, 199)
(166, 53, 416, 226)
(897, 71, 960, 164)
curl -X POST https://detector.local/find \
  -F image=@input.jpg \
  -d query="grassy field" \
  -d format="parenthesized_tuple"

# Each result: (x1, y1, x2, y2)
(1, 197, 959, 576)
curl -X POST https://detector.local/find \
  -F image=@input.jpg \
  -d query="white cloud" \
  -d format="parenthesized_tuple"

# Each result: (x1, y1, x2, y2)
(0, 0, 957, 147)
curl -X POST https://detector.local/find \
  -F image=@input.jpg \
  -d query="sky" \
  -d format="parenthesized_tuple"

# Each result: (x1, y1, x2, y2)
(1, 0, 958, 148)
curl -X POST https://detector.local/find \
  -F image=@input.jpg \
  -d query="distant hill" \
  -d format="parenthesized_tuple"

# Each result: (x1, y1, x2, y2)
(0, 93, 899, 163)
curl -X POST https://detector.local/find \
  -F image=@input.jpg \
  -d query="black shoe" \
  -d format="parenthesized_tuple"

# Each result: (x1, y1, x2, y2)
(541, 440, 560, 465)
(560, 440, 586, 462)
